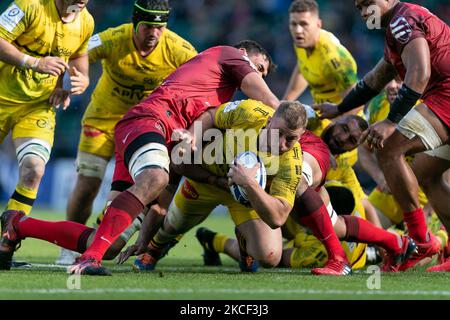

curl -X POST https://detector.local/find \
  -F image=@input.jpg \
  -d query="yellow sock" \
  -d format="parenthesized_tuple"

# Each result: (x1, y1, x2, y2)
(6, 184, 37, 215)
(212, 233, 229, 253)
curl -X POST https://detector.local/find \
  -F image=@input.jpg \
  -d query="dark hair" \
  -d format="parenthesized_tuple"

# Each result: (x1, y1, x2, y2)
(274, 101, 308, 130)
(326, 185, 355, 216)
(133, 0, 171, 31)
(135, 0, 170, 11)
(289, 0, 319, 15)
(233, 40, 277, 74)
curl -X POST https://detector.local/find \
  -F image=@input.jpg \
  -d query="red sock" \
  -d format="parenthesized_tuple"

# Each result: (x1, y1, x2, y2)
(294, 187, 347, 262)
(342, 215, 401, 254)
(18, 217, 94, 252)
(403, 208, 428, 243)
(82, 191, 144, 261)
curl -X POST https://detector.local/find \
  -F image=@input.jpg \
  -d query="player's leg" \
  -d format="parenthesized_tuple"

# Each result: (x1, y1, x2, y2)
(376, 104, 448, 269)
(412, 151, 450, 272)
(133, 178, 219, 271)
(291, 181, 351, 275)
(235, 218, 283, 269)
(326, 185, 416, 272)
(69, 118, 172, 275)
(413, 151, 450, 231)
(6, 106, 55, 215)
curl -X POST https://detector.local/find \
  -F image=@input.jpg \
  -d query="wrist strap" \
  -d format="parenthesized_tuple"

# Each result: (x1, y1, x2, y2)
(387, 84, 422, 124)
(337, 79, 379, 113)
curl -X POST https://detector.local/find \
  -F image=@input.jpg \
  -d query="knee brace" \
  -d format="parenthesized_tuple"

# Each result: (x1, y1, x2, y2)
(16, 139, 51, 166)
(76, 151, 109, 179)
(128, 143, 170, 181)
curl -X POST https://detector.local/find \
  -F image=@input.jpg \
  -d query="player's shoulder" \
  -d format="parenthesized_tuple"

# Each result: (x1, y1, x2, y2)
(162, 29, 196, 52)
(79, 7, 95, 28)
(318, 30, 342, 53)
(99, 23, 131, 41)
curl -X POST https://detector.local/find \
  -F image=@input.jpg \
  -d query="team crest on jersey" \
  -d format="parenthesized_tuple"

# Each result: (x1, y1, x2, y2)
(390, 16, 413, 44)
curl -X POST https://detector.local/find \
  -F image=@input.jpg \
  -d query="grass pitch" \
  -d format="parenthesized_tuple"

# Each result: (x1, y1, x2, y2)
(1, 210, 449, 300)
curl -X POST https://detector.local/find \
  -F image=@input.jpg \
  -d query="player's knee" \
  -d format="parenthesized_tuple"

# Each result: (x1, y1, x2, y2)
(19, 156, 46, 185)
(257, 249, 282, 268)
(76, 152, 109, 180)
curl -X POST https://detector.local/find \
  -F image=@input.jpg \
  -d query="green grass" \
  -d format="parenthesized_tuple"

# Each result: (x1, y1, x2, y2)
(1, 210, 449, 300)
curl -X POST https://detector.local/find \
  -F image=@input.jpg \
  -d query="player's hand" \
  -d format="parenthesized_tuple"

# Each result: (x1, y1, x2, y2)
(313, 102, 341, 119)
(34, 56, 70, 76)
(49, 87, 71, 110)
(227, 162, 259, 187)
(362, 119, 396, 149)
(70, 66, 89, 95)
(117, 243, 147, 265)
(172, 129, 197, 157)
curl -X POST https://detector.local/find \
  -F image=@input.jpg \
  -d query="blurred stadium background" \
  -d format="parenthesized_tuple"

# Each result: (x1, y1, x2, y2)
(0, 0, 448, 211)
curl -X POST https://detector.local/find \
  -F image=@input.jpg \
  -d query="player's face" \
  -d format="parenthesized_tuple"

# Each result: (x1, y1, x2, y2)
(289, 11, 321, 49)
(136, 24, 166, 50)
(264, 116, 304, 154)
(354, 0, 391, 24)
(322, 117, 363, 155)
(64, 0, 89, 10)
(248, 53, 270, 78)
(385, 79, 402, 104)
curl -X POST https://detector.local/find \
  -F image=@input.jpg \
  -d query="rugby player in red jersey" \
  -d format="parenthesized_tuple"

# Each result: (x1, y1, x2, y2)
(0, 40, 280, 275)
(314, 0, 450, 271)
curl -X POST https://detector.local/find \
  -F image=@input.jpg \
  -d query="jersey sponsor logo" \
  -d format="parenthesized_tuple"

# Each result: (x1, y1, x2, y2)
(52, 46, 73, 58)
(181, 179, 199, 200)
(88, 34, 102, 51)
(112, 86, 146, 101)
(390, 16, 413, 44)
(0, 4, 25, 33)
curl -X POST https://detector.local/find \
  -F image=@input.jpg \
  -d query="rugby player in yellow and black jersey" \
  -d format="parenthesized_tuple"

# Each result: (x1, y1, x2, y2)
(0, 0, 93, 217)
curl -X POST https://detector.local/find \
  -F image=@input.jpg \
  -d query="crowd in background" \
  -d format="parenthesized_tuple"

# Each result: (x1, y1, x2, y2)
(0, 0, 448, 159)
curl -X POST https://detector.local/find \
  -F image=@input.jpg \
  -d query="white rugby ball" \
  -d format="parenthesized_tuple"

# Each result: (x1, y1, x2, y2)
(229, 151, 267, 206)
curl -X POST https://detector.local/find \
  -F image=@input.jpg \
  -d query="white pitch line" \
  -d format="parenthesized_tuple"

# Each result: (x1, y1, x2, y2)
(0, 288, 449, 297)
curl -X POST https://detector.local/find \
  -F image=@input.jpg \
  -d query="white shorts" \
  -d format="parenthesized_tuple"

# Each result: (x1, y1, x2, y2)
(397, 108, 449, 160)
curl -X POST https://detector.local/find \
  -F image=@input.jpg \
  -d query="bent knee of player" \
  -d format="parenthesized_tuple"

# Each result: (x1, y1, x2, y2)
(257, 249, 282, 268)
(333, 215, 347, 239)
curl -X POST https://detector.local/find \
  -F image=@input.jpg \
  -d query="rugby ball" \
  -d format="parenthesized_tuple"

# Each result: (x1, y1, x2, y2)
(229, 151, 267, 206)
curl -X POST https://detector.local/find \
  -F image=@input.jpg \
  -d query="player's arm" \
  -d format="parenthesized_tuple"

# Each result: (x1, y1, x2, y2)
(68, 54, 89, 95)
(171, 163, 229, 190)
(283, 63, 308, 100)
(357, 143, 390, 193)
(314, 59, 397, 119)
(384, 38, 430, 124)
(0, 37, 69, 76)
(228, 162, 292, 229)
(240, 72, 280, 109)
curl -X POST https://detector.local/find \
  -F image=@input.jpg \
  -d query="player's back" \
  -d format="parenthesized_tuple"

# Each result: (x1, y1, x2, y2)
(123, 45, 256, 128)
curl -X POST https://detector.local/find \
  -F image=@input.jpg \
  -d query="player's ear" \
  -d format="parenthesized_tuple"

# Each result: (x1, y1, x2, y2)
(239, 48, 248, 56)
(317, 18, 322, 29)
